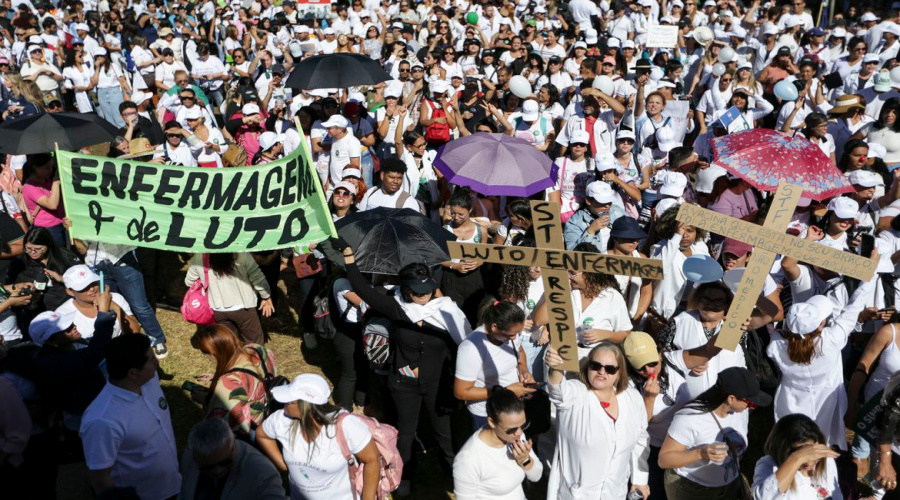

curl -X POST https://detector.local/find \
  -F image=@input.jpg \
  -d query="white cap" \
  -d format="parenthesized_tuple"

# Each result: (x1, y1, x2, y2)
(617, 129, 636, 141)
(391, 22, 404, 29)
(832, 27, 847, 38)
(863, 53, 881, 63)
(63, 265, 101, 291)
(271, 373, 331, 404)
(182, 107, 202, 120)
(640, 0, 654, 6)
(885, 24, 900, 37)
(585, 28, 598, 44)
(656, 78, 677, 89)
(242, 103, 260, 115)
(656, 127, 679, 152)
(672, 0, 684, 7)
(869, 143, 887, 159)
(522, 99, 539, 121)
(259, 131, 278, 151)
(27, 44, 42, 54)
(860, 12, 880, 23)
(431, 80, 450, 96)
(731, 25, 747, 38)
(695, 164, 728, 193)
(29, 310, 77, 346)
(785, 295, 833, 335)
(321, 114, 349, 129)
(849, 170, 884, 188)
(737, 60, 752, 70)
(574, 41, 587, 49)
(295, 25, 311, 34)
(131, 90, 152, 107)
(622, 40, 635, 49)
(342, 168, 362, 179)
(534, 5, 546, 13)
(384, 83, 403, 98)
(586, 180, 615, 204)
(323, 27, 335, 35)
(655, 198, 680, 215)
(783, 15, 801, 28)
(570, 129, 590, 145)
(334, 180, 358, 196)
(703, 0, 715, 5)
(763, 24, 779, 35)
(359, 9, 371, 17)
(75, 22, 89, 32)
(827, 196, 859, 219)
(94, 47, 108, 56)
(607, 37, 620, 48)
(659, 171, 688, 197)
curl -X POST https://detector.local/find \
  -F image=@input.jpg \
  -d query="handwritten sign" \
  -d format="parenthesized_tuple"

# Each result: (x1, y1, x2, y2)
(664, 100, 692, 144)
(646, 25, 679, 48)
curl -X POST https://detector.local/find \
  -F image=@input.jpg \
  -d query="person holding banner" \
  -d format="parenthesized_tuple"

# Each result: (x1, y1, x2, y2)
(21, 153, 66, 246)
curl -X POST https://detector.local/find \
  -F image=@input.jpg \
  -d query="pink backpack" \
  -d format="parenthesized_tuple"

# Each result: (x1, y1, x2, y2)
(335, 412, 403, 500)
(181, 254, 215, 326)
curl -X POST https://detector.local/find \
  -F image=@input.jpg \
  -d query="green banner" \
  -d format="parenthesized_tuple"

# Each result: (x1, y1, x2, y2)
(57, 137, 336, 253)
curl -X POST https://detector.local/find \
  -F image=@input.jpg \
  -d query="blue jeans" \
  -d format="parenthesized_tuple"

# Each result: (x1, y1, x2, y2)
(470, 413, 488, 431)
(96, 87, 126, 129)
(360, 148, 375, 187)
(95, 256, 166, 345)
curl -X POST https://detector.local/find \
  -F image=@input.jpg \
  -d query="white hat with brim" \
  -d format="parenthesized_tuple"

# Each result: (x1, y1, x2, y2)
(271, 373, 331, 404)
(827, 196, 859, 219)
(321, 114, 349, 129)
(586, 180, 615, 204)
(63, 265, 101, 291)
(29, 310, 76, 346)
(334, 180, 358, 196)
(785, 296, 833, 335)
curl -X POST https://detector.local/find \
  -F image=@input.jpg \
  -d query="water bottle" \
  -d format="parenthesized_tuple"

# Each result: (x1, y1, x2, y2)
(626, 490, 644, 500)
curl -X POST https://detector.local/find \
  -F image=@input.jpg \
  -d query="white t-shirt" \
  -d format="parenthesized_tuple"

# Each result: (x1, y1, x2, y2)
(667, 408, 748, 487)
(329, 133, 362, 186)
(333, 277, 366, 323)
(572, 288, 632, 348)
(453, 431, 543, 499)
(359, 188, 420, 212)
(455, 329, 520, 417)
(553, 156, 592, 215)
(261, 411, 372, 500)
(56, 293, 132, 340)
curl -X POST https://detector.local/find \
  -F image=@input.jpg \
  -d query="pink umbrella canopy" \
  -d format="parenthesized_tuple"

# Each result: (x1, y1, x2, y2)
(711, 129, 855, 202)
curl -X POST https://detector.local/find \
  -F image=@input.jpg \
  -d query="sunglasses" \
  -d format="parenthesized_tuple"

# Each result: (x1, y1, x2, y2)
(180, 95, 194, 100)
(571, 143, 588, 148)
(639, 361, 659, 372)
(617, 138, 635, 144)
(333, 190, 352, 197)
(167, 133, 182, 138)
(504, 421, 531, 435)
(738, 397, 757, 410)
(587, 361, 619, 375)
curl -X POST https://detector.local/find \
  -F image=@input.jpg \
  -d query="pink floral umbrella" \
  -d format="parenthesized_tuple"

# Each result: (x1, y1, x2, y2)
(711, 129, 855, 202)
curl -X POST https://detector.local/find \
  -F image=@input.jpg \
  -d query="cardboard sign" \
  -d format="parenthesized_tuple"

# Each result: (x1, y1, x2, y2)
(531, 201, 580, 372)
(57, 135, 336, 253)
(646, 25, 679, 48)
(677, 204, 878, 281)
(447, 244, 665, 279)
(712, 183, 802, 350)
(854, 390, 885, 445)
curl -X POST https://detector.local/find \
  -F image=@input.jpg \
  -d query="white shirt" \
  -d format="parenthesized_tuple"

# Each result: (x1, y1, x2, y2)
(359, 187, 420, 211)
(191, 55, 226, 92)
(553, 156, 592, 215)
(572, 288, 631, 350)
(261, 411, 371, 500)
(56, 294, 132, 340)
(547, 381, 649, 499)
(80, 375, 182, 500)
(752, 455, 843, 500)
(155, 60, 188, 88)
(329, 133, 362, 186)
(63, 64, 94, 113)
(453, 431, 543, 499)
(456, 329, 520, 417)
(667, 408, 747, 487)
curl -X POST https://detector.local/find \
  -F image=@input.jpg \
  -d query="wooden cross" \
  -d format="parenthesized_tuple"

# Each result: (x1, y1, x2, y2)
(677, 182, 879, 350)
(448, 200, 665, 372)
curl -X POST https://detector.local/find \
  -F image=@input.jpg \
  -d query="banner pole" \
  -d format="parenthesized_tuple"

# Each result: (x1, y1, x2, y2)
(54, 142, 74, 246)
(294, 117, 337, 238)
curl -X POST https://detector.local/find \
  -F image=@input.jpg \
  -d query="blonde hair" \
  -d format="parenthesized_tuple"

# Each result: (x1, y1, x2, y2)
(579, 341, 629, 394)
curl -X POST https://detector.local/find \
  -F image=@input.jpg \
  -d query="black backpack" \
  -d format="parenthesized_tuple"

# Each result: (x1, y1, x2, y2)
(312, 277, 350, 340)
(228, 345, 290, 420)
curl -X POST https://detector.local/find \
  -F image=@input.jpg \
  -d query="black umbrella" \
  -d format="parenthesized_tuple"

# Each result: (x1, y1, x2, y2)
(319, 207, 456, 275)
(285, 53, 392, 90)
(0, 112, 120, 154)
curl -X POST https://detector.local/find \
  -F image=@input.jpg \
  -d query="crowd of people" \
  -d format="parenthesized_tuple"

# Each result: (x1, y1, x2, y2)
(4, 0, 900, 499)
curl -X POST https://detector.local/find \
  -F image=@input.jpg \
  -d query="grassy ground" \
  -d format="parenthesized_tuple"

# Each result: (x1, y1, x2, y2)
(53, 265, 801, 499)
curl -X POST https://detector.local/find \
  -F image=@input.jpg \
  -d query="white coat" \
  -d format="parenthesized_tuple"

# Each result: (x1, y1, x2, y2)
(767, 279, 875, 450)
(547, 380, 649, 500)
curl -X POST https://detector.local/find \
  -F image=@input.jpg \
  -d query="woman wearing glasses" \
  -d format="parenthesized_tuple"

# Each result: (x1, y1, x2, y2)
(658, 367, 771, 499)
(695, 71, 734, 135)
(453, 386, 543, 498)
(544, 340, 650, 500)
(768, 273, 876, 450)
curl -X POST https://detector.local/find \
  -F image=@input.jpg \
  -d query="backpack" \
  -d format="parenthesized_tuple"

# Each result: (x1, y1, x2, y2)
(424, 99, 450, 144)
(312, 279, 350, 340)
(181, 254, 216, 326)
(335, 412, 403, 500)
(394, 191, 426, 214)
(362, 315, 392, 370)
(227, 344, 291, 422)
(222, 140, 248, 167)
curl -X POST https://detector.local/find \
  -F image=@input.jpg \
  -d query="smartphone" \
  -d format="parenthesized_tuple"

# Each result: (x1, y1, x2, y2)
(860, 233, 875, 258)
(856, 225, 874, 235)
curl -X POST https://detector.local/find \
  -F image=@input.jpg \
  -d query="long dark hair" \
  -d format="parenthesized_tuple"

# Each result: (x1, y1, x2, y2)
(486, 385, 524, 425)
(681, 384, 729, 414)
(838, 139, 869, 172)
(477, 297, 525, 329)
(573, 242, 621, 297)
(24, 227, 75, 273)
(875, 98, 900, 133)
(208, 252, 237, 277)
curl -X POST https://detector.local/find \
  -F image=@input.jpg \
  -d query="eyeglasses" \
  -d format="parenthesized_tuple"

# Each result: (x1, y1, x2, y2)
(567, 269, 582, 277)
(412, 68, 424, 72)
(639, 361, 659, 372)
(333, 190, 352, 197)
(504, 421, 531, 435)
(571, 143, 588, 148)
(720, 78, 733, 82)
(699, 296, 729, 309)
(587, 361, 619, 375)
(24, 246, 46, 255)
(738, 397, 757, 410)
(412, 141, 426, 148)
(180, 95, 194, 100)
(617, 138, 635, 144)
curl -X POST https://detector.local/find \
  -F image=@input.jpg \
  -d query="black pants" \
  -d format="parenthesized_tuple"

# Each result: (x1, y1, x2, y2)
(388, 372, 455, 479)
(333, 321, 368, 410)
(648, 445, 668, 500)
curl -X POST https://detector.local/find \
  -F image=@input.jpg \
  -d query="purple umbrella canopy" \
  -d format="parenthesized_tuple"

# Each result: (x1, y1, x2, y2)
(433, 133, 559, 197)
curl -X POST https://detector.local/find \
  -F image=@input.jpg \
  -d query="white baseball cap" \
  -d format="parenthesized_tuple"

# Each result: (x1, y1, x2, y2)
(430, 80, 450, 96)
(323, 27, 336, 35)
(131, 90, 153, 107)
(585, 28, 598, 44)
(586, 180, 615, 204)
(622, 40, 636, 49)
(334, 180, 358, 196)
(783, 15, 801, 28)
(258, 131, 278, 151)
(342, 168, 362, 179)
(522, 99, 539, 121)
(182, 107, 202, 120)
(695, 164, 728, 193)
(271, 373, 332, 404)
(321, 114, 349, 129)
(860, 12, 880, 23)
(574, 41, 587, 49)
(242, 103, 261, 116)
(570, 129, 590, 145)
(849, 170, 884, 188)
(29, 310, 77, 346)
(659, 171, 688, 197)
(617, 129, 636, 141)
(826, 196, 859, 219)
(869, 143, 887, 159)
(656, 127, 679, 152)
(75, 22, 89, 32)
(785, 295, 833, 335)
(607, 37, 620, 48)
(63, 264, 101, 291)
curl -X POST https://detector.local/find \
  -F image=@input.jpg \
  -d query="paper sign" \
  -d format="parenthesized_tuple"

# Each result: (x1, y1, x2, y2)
(713, 183, 802, 350)
(57, 133, 336, 253)
(716, 106, 752, 134)
(664, 100, 691, 144)
(677, 204, 878, 281)
(646, 25, 679, 48)
(295, 0, 332, 19)
(448, 243, 664, 280)
(531, 201, 580, 373)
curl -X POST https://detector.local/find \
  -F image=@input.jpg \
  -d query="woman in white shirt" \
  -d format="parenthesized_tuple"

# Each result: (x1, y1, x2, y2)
(768, 277, 875, 450)
(752, 414, 842, 500)
(62, 50, 94, 113)
(606, 217, 652, 323)
(659, 367, 772, 499)
(798, 112, 836, 165)
(544, 341, 651, 500)
(648, 205, 710, 323)
(129, 35, 159, 92)
(549, 129, 594, 223)
(453, 386, 543, 500)
(91, 49, 130, 128)
(696, 72, 733, 134)
(257, 373, 381, 500)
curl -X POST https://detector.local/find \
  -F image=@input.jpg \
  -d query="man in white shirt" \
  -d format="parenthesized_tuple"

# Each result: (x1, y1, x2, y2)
(80, 334, 181, 500)
(359, 158, 422, 212)
(323, 114, 361, 190)
(568, 0, 600, 31)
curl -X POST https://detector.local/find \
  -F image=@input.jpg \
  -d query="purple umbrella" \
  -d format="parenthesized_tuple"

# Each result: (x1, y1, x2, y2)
(433, 133, 559, 197)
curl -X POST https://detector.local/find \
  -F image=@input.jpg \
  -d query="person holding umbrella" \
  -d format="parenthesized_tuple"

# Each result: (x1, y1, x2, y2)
(335, 236, 470, 496)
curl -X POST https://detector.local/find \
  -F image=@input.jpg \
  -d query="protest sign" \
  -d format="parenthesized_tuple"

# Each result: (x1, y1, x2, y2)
(57, 138, 336, 253)
(295, 0, 332, 19)
(855, 390, 885, 445)
(450, 200, 664, 372)
(664, 100, 692, 143)
(646, 25, 679, 48)
(716, 106, 752, 134)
